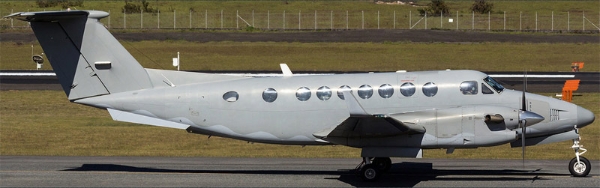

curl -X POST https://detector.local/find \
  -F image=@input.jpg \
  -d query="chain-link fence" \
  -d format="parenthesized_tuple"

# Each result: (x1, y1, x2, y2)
(2, 9, 599, 31)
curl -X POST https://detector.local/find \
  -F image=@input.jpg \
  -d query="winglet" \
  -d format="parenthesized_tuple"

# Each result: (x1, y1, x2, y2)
(342, 91, 369, 116)
(280, 63, 293, 77)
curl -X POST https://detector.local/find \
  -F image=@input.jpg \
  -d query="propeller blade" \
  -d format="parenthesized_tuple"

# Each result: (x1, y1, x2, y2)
(522, 71, 527, 111)
(521, 70, 528, 168)
(521, 120, 526, 168)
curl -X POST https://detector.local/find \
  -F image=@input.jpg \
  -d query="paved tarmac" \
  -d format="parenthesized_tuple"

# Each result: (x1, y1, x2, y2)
(1, 156, 598, 187)
(2, 30, 599, 43)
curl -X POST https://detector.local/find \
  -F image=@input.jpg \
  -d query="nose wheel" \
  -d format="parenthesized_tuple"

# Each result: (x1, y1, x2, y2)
(569, 128, 591, 177)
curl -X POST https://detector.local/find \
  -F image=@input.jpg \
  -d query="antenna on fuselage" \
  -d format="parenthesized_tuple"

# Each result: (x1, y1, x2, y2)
(280, 63, 293, 77)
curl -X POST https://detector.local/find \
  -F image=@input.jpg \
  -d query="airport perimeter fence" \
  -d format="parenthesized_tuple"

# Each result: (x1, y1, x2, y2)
(2, 9, 599, 32)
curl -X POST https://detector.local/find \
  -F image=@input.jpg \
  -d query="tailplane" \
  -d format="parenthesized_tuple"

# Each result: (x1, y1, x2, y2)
(5, 11, 153, 100)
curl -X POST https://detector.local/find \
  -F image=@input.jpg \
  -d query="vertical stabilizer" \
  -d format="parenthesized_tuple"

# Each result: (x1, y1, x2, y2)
(6, 11, 153, 100)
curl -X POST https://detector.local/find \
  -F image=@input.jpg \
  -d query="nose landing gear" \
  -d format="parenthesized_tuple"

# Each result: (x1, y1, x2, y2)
(569, 127, 591, 177)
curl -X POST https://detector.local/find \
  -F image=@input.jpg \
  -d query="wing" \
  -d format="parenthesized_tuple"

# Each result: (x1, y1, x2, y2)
(313, 91, 426, 141)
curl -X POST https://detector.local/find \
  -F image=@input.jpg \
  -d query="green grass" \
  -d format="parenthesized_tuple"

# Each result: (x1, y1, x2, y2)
(2, 41, 599, 72)
(1, 90, 598, 160)
(1, 1, 598, 31)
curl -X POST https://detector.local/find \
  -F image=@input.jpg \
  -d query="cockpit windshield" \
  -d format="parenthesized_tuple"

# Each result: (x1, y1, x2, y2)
(483, 76, 504, 93)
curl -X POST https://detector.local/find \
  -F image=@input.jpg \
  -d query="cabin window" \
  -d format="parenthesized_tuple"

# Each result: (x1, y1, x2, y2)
(378, 84, 394, 98)
(262, 88, 277, 103)
(482, 83, 494, 94)
(296, 87, 311, 101)
(400, 82, 416, 97)
(460, 81, 478, 95)
(222, 91, 239, 102)
(358, 85, 373, 99)
(337, 85, 352, 100)
(316, 86, 332, 101)
(483, 76, 504, 93)
(422, 82, 438, 97)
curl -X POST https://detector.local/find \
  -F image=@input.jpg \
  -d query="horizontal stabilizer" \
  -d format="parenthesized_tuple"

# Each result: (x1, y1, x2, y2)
(107, 109, 189, 130)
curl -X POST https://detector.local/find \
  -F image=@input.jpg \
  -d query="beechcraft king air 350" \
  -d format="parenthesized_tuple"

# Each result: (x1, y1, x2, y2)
(5, 10, 595, 181)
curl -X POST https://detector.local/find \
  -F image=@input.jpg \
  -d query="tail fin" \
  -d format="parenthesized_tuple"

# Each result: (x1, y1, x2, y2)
(5, 11, 153, 100)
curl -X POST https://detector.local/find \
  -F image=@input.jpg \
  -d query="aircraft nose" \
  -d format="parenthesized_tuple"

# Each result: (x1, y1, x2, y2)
(577, 106, 595, 128)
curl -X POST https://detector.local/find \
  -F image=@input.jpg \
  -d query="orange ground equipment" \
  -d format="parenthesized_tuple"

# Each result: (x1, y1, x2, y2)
(562, 79, 580, 102)
(571, 62, 584, 72)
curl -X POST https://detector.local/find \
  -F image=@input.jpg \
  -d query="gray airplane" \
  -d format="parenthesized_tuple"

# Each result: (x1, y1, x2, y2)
(5, 10, 595, 181)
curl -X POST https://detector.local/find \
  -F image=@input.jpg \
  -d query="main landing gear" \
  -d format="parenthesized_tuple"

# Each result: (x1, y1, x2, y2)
(569, 128, 591, 177)
(356, 157, 392, 181)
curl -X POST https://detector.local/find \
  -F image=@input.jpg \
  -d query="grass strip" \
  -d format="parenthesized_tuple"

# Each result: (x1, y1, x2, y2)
(2, 41, 598, 72)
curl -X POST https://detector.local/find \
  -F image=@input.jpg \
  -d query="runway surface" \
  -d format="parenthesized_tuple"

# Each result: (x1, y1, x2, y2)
(1, 156, 598, 187)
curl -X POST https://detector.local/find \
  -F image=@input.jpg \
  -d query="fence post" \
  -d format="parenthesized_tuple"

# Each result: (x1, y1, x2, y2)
(471, 11, 474, 30)
(519, 11, 521, 31)
(141, 10, 143, 28)
(190, 10, 192, 29)
(456, 11, 458, 30)
(283, 10, 285, 30)
(377, 10, 380, 29)
(237, 10, 239, 29)
(503, 11, 505, 31)
(409, 11, 411, 29)
(567, 11, 569, 31)
(394, 10, 396, 29)
(346, 10, 348, 30)
(158, 10, 160, 29)
(551, 11, 553, 31)
(315, 10, 317, 30)
(535, 11, 537, 31)
(11, 9, 13, 29)
(205, 10, 207, 29)
(109, 10, 111, 29)
(331, 11, 333, 30)
(174, 10, 176, 29)
(124, 9, 126, 29)
(425, 12, 427, 29)
(441, 12, 443, 29)
(583, 11, 585, 31)
(299, 10, 301, 30)
(268, 10, 270, 29)
(362, 10, 364, 29)
(220, 10, 223, 29)
(487, 11, 490, 30)
(252, 10, 254, 27)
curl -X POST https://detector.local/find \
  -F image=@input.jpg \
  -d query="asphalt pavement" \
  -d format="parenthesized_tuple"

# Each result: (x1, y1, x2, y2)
(1, 156, 598, 187)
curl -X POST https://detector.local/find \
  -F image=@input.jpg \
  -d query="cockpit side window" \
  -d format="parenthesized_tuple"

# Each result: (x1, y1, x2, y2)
(481, 83, 494, 94)
(460, 81, 478, 95)
(483, 76, 504, 93)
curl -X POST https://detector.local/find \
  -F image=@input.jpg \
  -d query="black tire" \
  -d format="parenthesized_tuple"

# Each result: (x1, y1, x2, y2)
(359, 164, 380, 182)
(372, 157, 392, 172)
(569, 156, 591, 177)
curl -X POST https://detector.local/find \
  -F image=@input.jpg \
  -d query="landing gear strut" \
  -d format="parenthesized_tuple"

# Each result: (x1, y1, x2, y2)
(356, 157, 391, 181)
(569, 127, 591, 177)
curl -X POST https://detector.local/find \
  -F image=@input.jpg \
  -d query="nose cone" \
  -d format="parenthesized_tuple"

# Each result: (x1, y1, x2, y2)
(577, 106, 595, 128)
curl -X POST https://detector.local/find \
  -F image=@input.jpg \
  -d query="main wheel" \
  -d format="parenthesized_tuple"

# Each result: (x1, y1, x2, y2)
(359, 164, 380, 182)
(569, 156, 591, 177)
(372, 157, 392, 172)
